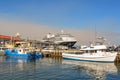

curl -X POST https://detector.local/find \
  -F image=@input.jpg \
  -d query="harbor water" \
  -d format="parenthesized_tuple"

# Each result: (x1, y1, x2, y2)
(0, 56, 119, 80)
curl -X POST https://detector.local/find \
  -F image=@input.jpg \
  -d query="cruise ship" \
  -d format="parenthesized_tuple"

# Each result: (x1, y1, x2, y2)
(41, 31, 77, 47)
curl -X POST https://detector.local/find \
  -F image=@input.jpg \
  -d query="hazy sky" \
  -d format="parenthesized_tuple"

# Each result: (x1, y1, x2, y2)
(0, 0, 120, 45)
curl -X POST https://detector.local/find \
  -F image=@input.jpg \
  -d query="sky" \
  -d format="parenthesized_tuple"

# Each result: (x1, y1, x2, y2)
(0, 0, 120, 45)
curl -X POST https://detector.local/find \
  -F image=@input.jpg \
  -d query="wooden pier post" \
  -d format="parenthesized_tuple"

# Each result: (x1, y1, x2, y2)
(114, 51, 120, 63)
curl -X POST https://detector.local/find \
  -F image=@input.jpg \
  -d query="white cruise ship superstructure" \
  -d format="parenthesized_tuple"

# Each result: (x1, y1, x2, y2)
(41, 31, 77, 47)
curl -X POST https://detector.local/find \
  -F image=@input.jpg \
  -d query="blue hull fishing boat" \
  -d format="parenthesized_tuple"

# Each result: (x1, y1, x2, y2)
(4, 48, 42, 58)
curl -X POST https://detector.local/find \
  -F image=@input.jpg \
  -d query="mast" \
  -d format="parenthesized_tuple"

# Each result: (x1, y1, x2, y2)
(61, 30, 64, 34)
(94, 24, 97, 45)
(11, 36, 13, 45)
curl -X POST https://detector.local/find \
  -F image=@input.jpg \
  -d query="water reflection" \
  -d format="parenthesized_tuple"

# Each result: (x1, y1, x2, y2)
(6, 57, 28, 63)
(62, 60, 118, 80)
(5, 56, 40, 63)
(4, 56, 42, 71)
(114, 62, 120, 74)
(0, 56, 120, 80)
(42, 57, 62, 64)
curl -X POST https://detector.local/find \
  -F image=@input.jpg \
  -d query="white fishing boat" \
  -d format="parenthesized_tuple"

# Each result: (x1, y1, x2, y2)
(62, 44, 117, 62)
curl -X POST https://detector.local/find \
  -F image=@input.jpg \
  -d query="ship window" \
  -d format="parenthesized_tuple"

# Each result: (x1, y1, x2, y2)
(85, 50, 88, 53)
(90, 50, 94, 53)
(95, 50, 97, 53)
(83, 47, 87, 49)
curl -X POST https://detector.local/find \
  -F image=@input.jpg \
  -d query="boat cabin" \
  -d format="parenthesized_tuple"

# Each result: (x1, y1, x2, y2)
(0, 47, 8, 51)
(80, 45, 107, 53)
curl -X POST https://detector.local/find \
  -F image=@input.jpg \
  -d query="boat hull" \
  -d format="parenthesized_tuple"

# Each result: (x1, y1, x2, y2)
(62, 52, 117, 62)
(4, 49, 42, 58)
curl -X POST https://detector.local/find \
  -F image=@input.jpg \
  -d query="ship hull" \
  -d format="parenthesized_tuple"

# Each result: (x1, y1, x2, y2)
(62, 52, 117, 62)
(56, 41, 76, 47)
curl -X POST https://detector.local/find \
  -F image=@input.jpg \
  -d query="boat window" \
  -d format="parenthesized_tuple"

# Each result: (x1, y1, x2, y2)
(102, 49, 106, 52)
(95, 50, 97, 53)
(1, 48, 8, 50)
(11, 49, 15, 53)
(85, 50, 88, 53)
(25, 49, 29, 52)
(90, 50, 94, 53)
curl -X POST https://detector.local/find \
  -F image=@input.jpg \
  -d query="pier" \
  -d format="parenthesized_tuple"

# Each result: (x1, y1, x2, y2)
(1, 33, 120, 63)
(114, 51, 120, 63)
(41, 49, 82, 57)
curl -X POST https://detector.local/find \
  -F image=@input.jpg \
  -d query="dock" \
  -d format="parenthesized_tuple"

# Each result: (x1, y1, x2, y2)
(41, 49, 82, 57)
(42, 49, 120, 63)
(114, 51, 120, 63)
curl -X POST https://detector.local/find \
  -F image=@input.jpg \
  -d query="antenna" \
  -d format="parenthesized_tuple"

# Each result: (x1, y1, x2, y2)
(61, 30, 64, 34)
(94, 24, 97, 45)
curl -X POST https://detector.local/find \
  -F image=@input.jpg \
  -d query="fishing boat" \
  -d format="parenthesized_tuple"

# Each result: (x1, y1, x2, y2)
(62, 44, 117, 62)
(4, 48, 42, 58)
